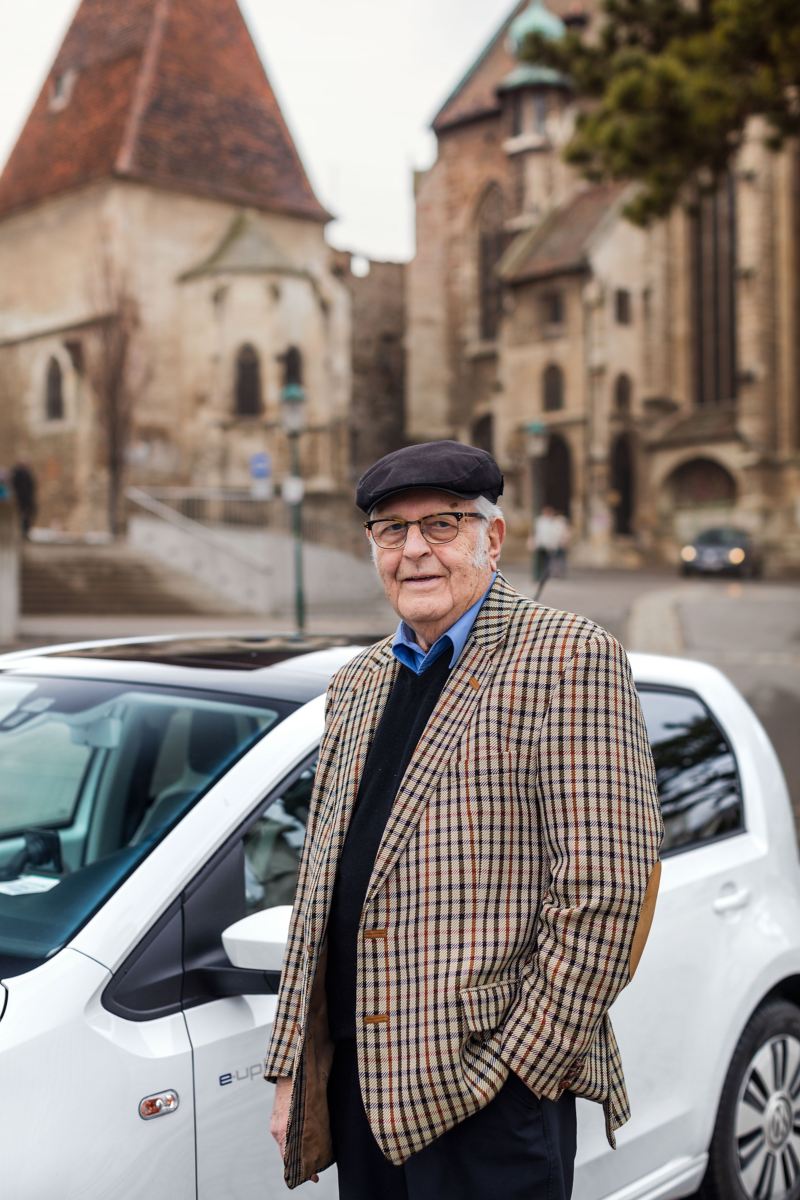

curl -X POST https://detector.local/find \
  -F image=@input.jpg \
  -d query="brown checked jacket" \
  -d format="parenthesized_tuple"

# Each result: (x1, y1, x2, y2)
(263, 575, 663, 1188)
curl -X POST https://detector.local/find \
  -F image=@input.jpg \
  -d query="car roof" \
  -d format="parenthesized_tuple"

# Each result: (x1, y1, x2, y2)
(0, 634, 728, 706)
(0, 634, 371, 704)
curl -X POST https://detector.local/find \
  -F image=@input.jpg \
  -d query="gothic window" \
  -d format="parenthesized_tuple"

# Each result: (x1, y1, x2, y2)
(615, 289, 632, 325)
(281, 345, 303, 389)
(511, 92, 523, 137)
(234, 344, 262, 416)
(543, 363, 564, 412)
(614, 373, 632, 413)
(45, 356, 64, 421)
(532, 93, 548, 135)
(690, 174, 738, 407)
(49, 68, 77, 113)
(472, 414, 494, 455)
(541, 290, 564, 328)
(610, 433, 634, 535)
(477, 185, 506, 342)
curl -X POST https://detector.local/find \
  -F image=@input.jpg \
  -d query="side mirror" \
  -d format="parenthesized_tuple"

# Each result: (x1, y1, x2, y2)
(222, 905, 292, 972)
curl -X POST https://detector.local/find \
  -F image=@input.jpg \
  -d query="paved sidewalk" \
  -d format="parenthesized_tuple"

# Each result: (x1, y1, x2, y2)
(7, 565, 671, 654)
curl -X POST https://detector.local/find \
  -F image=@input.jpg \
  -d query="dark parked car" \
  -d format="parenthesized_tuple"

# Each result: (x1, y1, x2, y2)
(680, 526, 763, 578)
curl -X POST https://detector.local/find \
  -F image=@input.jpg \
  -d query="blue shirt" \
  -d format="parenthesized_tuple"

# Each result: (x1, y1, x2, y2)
(391, 573, 497, 675)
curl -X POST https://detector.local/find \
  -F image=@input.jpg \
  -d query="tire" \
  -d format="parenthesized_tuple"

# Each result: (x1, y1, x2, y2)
(701, 999, 800, 1200)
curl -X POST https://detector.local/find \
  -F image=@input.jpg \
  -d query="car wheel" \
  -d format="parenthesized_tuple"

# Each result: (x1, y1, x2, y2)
(701, 999, 800, 1200)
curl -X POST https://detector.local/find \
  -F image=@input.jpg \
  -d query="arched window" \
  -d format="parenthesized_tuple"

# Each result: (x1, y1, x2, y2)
(234, 344, 262, 416)
(281, 345, 303, 389)
(471, 414, 494, 455)
(610, 433, 635, 535)
(543, 364, 564, 412)
(614, 373, 632, 413)
(477, 185, 506, 341)
(542, 433, 572, 517)
(45, 356, 64, 420)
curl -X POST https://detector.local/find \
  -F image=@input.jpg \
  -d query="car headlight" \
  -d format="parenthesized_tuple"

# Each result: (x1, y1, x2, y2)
(681, 546, 697, 562)
(728, 547, 746, 565)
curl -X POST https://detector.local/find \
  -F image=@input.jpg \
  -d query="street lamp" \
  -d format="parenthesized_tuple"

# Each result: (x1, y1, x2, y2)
(280, 380, 306, 634)
(525, 420, 548, 516)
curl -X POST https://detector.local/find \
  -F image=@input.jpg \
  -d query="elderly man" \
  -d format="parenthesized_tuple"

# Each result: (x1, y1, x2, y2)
(265, 441, 663, 1199)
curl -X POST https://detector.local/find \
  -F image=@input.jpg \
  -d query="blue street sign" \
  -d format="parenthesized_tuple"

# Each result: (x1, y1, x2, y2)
(250, 452, 272, 480)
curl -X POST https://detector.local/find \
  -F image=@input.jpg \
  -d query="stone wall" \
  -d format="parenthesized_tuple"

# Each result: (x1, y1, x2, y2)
(0, 180, 353, 532)
(337, 255, 406, 481)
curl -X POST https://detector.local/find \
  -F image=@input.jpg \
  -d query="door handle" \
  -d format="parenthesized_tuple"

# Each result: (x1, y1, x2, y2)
(713, 886, 751, 914)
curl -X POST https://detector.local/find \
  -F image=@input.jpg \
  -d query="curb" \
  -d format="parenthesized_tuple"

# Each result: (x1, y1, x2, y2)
(626, 588, 686, 656)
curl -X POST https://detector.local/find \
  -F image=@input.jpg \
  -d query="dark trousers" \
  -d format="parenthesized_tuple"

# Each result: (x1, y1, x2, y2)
(328, 1039, 577, 1200)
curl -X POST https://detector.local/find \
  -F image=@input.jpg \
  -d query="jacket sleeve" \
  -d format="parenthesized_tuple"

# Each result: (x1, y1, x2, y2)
(499, 631, 663, 1100)
(263, 680, 341, 1082)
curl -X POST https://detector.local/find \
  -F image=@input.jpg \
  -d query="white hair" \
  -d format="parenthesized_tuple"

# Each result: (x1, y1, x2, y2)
(367, 493, 502, 568)
(471, 495, 503, 567)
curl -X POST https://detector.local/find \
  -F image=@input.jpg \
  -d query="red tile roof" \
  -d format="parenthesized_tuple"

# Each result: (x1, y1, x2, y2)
(0, 0, 329, 223)
(499, 182, 627, 283)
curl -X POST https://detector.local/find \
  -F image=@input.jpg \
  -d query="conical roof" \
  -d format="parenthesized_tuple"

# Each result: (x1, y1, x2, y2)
(0, 0, 329, 223)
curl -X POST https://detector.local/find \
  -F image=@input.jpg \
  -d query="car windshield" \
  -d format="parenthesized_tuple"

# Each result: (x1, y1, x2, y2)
(695, 528, 748, 546)
(0, 674, 287, 978)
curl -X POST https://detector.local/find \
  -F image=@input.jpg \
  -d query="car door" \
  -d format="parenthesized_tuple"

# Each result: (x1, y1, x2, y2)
(573, 684, 766, 1200)
(182, 751, 340, 1200)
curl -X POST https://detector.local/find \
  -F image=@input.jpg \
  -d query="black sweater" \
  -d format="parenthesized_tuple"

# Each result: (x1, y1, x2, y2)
(325, 651, 451, 1042)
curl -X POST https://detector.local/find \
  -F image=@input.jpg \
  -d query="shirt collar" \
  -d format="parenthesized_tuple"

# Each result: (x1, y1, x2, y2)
(391, 572, 497, 676)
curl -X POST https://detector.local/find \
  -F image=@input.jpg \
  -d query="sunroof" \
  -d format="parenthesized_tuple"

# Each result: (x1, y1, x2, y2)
(51, 635, 355, 672)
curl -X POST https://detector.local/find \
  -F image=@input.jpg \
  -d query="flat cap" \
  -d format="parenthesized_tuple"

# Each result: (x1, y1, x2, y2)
(356, 440, 504, 514)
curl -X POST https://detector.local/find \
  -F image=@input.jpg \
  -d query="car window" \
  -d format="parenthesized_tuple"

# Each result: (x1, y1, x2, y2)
(244, 760, 316, 912)
(639, 687, 744, 854)
(695, 528, 747, 546)
(0, 674, 288, 978)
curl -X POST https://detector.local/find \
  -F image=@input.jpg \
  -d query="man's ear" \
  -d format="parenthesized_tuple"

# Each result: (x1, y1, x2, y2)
(488, 516, 506, 568)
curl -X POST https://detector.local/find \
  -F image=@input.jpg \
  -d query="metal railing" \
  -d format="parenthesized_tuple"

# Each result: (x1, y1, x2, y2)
(125, 487, 270, 570)
(132, 487, 369, 558)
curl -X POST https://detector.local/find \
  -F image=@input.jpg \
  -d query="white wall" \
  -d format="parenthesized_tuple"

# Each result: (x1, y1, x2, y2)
(128, 514, 385, 616)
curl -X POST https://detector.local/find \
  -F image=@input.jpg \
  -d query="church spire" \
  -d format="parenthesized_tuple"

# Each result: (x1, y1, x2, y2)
(0, 0, 329, 223)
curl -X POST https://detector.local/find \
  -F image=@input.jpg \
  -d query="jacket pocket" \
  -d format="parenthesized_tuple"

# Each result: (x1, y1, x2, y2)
(459, 977, 518, 1038)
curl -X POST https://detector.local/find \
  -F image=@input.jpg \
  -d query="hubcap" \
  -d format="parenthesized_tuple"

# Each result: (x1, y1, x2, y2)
(736, 1034, 800, 1199)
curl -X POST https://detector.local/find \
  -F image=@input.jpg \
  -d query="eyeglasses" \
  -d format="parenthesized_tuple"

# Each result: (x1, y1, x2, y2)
(364, 511, 486, 549)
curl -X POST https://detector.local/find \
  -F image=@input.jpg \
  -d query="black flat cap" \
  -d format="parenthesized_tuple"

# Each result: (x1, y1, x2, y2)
(356, 440, 504, 514)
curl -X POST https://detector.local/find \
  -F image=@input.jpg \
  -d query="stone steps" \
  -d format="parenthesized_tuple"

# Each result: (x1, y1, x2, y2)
(21, 543, 243, 616)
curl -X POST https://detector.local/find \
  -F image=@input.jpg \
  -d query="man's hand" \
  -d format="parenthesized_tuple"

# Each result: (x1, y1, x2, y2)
(271, 1077, 319, 1183)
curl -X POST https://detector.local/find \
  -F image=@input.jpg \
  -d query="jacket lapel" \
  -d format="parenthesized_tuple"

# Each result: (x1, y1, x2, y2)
(307, 639, 399, 899)
(364, 575, 519, 906)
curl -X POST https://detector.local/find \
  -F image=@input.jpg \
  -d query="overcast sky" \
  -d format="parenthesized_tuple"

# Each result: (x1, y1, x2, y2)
(0, 0, 516, 262)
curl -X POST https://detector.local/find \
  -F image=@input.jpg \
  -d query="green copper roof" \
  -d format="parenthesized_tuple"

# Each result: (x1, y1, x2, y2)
(509, 0, 565, 56)
(499, 63, 571, 91)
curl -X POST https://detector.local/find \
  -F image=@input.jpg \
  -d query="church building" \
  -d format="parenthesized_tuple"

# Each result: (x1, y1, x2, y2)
(0, 0, 352, 533)
(408, 0, 800, 569)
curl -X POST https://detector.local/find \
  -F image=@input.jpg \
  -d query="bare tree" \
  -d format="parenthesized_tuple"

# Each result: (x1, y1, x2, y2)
(86, 252, 142, 537)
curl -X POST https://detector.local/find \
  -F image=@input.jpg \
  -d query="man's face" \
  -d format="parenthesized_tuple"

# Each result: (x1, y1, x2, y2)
(368, 488, 505, 649)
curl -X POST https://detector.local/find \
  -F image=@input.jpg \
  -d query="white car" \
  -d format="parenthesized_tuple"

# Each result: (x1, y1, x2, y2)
(0, 634, 797, 1200)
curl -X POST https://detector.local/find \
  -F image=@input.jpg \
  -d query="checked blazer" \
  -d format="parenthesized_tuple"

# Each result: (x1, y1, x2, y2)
(264, 575, 663, 1188)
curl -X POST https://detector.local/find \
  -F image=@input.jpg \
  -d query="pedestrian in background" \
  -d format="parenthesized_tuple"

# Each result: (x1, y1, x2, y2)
(529, 503, 561, 582)
(265, 440, 663, 1199)
(552, 509, 572, 578)
(10, 463, 37, 540)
